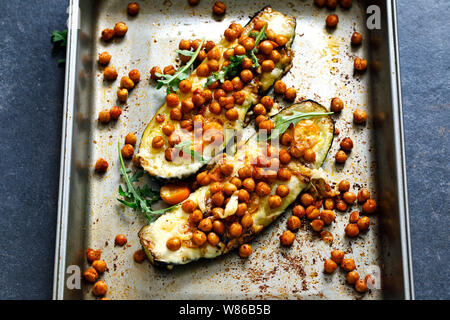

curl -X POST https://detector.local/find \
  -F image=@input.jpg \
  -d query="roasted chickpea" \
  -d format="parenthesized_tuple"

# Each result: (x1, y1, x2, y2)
(162, 123, 175, 137)
(314, 0, 326, 7)
(124, 132, 137, 146)
(275, 34, 289, 47)
(240, 69, 253, 83)
(170, 108, 182, 121)
(349, 211, 360, 223)
(92, 260, 107, 274)
(114, 22, 128, 37)
(324, 259, 338, 273)
(167, 237, 182, 251)
(92, 281, 108, 297)
(128, 69, 140, 84)
(260, 96, 274, 110)
(321, 230, 334, 242)
(231, 45, 245, 57)
(95, 158, 109, 173)
(120, 76, 135, 90)
(86, 248, 101, 264)
(237, 189, 250, 203)
(213, 220, 225, 236)
(355, 278, 368, 293)
(351, 31, 363, 46)
(268, 195, 282, 209)
(121, 144, 134, 159)
(192, 231, 207, 246)
(353, 108, 367, 124)
(253, 19, 266, 31)
(347, 271, 360, 284)
(273, 80, 287, 95)
(210, 182, 223, 194)
(114, 234, 127, 246)
(181, 200, 196, 213)
(357, 216, 370, 231)
(287, 216, 301, 231)
(211, 208, 223, 220)
(133, 249, 146, 263)
(164, 65, 176, 75)
(252, 104, 265, 116)
(207, 232, 220, 246)
(338, 180, 350, 192)
(292, 205, 305, 218)
(255, 115, 268, 127)
(238, 244, 252, 258)
(280, 230, 295, 246)
(362, 199, 377, 214)
(229, 222, 243, 238)
(340, 137, 353, 152)
(240, 214, 253, 228)
(104, 66, 118, 81)
(242, 37, 255, 51)
(98, 52, 111, 65)
(205, 40, 216, 52)
(127, 2, 140, 16)
(259, 119, 274, 133)
(303, 149, 316, 163)
(311, 219, 324, 232)
(189, 210, 203, 224)
(241, 57, 254, 69)
(300, 193, 314, 207)
(224, 28, 238, 42)
(326, 0, 338, 9)
(255, 182, 271, 197)
(276, 185, 290, 198)
(354, 57, 368, 72)
(284, 87, 297, 101)
(330, 250, 345, 264)
(226, 108, 239, 121)
(341, 258, 356, 272)
(259, 40, 273, 55)
(178, 80, 192, 94)
(345, 223, 359, 237)
(150, 66, 162, 80)
(270, 50, 281, 63)
(98, 109, 111, 124)
(165, 93, 179, 108)
(278, 133, 293, 147)
(238, 178, 253, 193)
(117, 88, 128, 102)
(222, 182, 236, 197)
(326, 14, 339, 28)
(206, 48, 221, 61)
(211, 191, 225, 207)
(101, 28, 115, 41)
(340, 0, 353, 9)
(330, 97, 344, 112)
(279, 150, 292, 165)
(262, 60, 275, 73)
(84, 268, 99, 282)
(321, 210, 336, 225)
(218, 163, 233, 176)
(335, 199, 348, 212)
(343, 191, 356, 205)
(212, 1, 226, 15)
(306, 206, 320, 220)
(151, 136, 163, 149)
(324, 198, 334, 210)
(238, 165, 252, 179)
(188, 0, 200, 6)
(236, 202, 248, 217)
(357, 188, 370, 203)
(165, 148, 175, 161)
(335, 150, 348, 163)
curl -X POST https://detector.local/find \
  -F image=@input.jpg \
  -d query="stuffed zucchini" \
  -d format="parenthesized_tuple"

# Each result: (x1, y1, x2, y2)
(137, 6, 296, 179)
(139, 100, 334, 267)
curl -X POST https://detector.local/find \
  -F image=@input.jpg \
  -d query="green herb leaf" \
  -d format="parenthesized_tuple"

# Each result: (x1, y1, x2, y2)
(51, 30, 68, 47)
(174, 140, 208, 164)
(261, 111, 334, 142)
(117, 143, 178, 222)
(205, 55, 246, 87)
(156, 39, 205, 94)
(249, 23, 268, 68)
(176, 49, 196, 57)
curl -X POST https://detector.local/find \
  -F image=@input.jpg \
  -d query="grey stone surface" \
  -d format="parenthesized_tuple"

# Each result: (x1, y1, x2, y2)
(0, 0, 448, 300)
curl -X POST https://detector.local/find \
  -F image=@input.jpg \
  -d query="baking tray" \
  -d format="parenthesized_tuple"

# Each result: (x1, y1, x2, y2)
(53, 0, 413, 299)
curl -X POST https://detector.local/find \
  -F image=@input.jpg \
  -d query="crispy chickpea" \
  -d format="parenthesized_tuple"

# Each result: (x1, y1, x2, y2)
(270, 50, 281, 63)
(300, 193, 314, 207)
(357, 216, 370, 231)
(340, 137, 353, 151)
(180, 99, 194, 113)
(121, 144, 134, 159)
(240, 214, 253, 228)
(165, 148, 175, 161)
(343, 191, 356, 205)
(238, 165, 252, 179)
(262, 60, 275, 73)
(189, 210, 203, 224)
(86, 248, 101, 263)
(345, 223, 359, 237)
(241, 57, 253, 69)
(162, 123, 175, 136)
(196, 63, 210, 77)
(353, 109, 367, 124)
(349, 211, 360, 223)
(292, 205, 305, 218)
(321, 210, 336, 225)
(259, 97, 273, 111)
(259, 40, 273, 55)
(127, 69, 140, 84)
(237, 189, 250, 203)
(212, 220, 225, 236)
(253, 19, 266, 31)
(192, 231, 207, 246)
(340, 0, 353, 9)
(335, 199, 348, 212)
(324, 259, 338, 273)
(92, 260, 107, 274)
(98, 52, 111, 65)
(314, 0, 326, 7)
(212, 1, 226, 15)
(287, 216, 301, 231)
(242, 37, 255, 51)
(303, 149, 316, 163)
(347, 271, 360, 284)
(334, 127, 340, 135)
(211, 191, 225, 207)
(324, 198, 334, 210)
(354, 57, 368, 72)
(109, 106, 122, 120)
(275, 35, 289, 47)
(240, 69, 253, 83)
(355, 278, 368, 293)
(274, 80, 287, 95)
(222, 182, 237, 197)
(327, 0, 338, 9)
(255, 182, 271, 197)
(95, 158, 109, 173)
(311, 219, 324, 232)
(268, 195, 282, 209)
(338, 180, 350, 192)
(101, 28, 115, 41)
(326, 14, 339, 28)
(357, 188, 370, 203)
(114, 22, 128, 37)
(335, 150, 348, 163)
(280, 230, 295, 246)
(226, 108, 239, 121)
(133, 249, 146, 263)
(255, 115, 268, 127)
(276, 185, 290, 198)
(104, 66, 118, 81)
(164, 65, 176, 75)
(182, 200, 196, 213)
(207, 232, 220, 246)
(259, 119, 274, 133)
(152, 136, 164, 149)
(321, 230, 334, 242)
(166, 93, 180, 108)
(284, 87, 297, 101)
(179, 39, 191, 52)
(236, 203, 248, 217)
(125, 132, 137, 146)
(341, 258, 356, 272)
(330, 97, 344, 112)
(331, 250, 345, 264)
(84, 268, 99, 282)
(210, 182, 224, 194)
(224, 28, 238, 42)
(207, 101, 220, 114)
(178, 79, 192, 94)
(351, 32, 363, 46)
(280, 132, 293, 146)
(230, 77, 243, 91)
(238, 244, 252, 258)
(206, 48, 220, 61)
(306, 206, 320, 220)
(115, 234, 127, 246)
(150, 66, 162, 80)
(241, 178, 254, 193)
(206, 59, 219, 72)
(219, 163, 233, 176)
(229, 222, 243, 238)
(212, 207, 224, 219)
(170, 108, 182, 121)
(362, 199, 377, 214)
(232, 45, 245, 56)
(117, 88, 128, 102)
(92, 281, 108, 297)
(279, 150, 292, 165)
(127, 2, 140, 15)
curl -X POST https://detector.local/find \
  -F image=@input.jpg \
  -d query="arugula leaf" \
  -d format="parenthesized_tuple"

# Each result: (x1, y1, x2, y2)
(156, 39, 205, 94)
(249, 23, 268, 68)
(117, 143, 178, 222)
(261, 111, 334, 142)
(176, 49, 196, 57)
(51, 30, 68, 47)
(174, 140, 208, 164)
(205, 55, 246, 87)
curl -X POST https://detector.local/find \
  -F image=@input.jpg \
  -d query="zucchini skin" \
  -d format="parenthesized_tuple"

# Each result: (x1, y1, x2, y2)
(137, 7, 296, 181)
(139, 100, 334, 267)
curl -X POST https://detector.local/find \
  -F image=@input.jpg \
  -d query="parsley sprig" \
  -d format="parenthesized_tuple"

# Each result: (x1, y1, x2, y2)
(155, 39, 205, 94)
(249, 23, 268, 68)
(205, 55, 246, 87)
(174, 140, 208, 164)
(117, 143, 178, 222)
(262, 111, 334, 142)
(51, 30, 68, 64)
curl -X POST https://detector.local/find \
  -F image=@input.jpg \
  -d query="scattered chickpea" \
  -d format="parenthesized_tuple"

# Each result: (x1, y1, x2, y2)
(331, 250, 345, 264)
(330, 97, 344, 112)
(115, 234, 127, 246)
(341, 258, 356, 272)
(324, 198, 334, 210)
(98, 109, 111, 124)
(167, 237, 182, 250)
(114, 22, 128, 37)
(133, 249, 146, 263)
(355, 278, 369, 293)
(284, 87, 297, 101)
(362, 199, 377, 214)
(110, 106, 122, 120)
(314, 0, 326, 7)
(121, 144, 134, 159)
(292, 205, 305, 218)
(306, 206, 320, 220)
(346, 271, 360, 284)
(335, 199, 348, 212)
(92, 260, 107, 273)
(95, 158, 108, 173)
(280, 230, 295, 246)
(127, 2, 140, 16)
(351, 32, 363, 46)
(274, 80, 287, 94)
(321, 210, 336, 225)
(326, 14, 339, 28)
(327, 0, 338, 9)
(239, 244, 252, 258)
(357, 188, 371, 203)
(338, 180, 350, 192)
(340, 0, 353, 9)
(189, 210, 203, 225)
(213, 220, 225, 235)
(287, 216, 301, 231)
(98, 52, 111, 65)
(340, 137, 353, 152)
(117, 88, 129, 102)
(164, 65, 176, 76)
(104, 66, 118, 81)
(150, 66, 162, 80)
(300, 193, 315, 207)
(303, 149, 316, 162)
(343, 191, 356, 204)
(83, 268, 99, 283)
(335, 150, 348, 163)
(188, 0, 200, 6)
(345, 223, 359, 237)
(86, 248, 101, 263)
(268, 195, 282, 209)
(349, 211, 360, 223)
(92, 281, 108, 297)
(276, 185, 290, 198)
(240, 214, 253, 228)
(101, 28, 115, 41)
(354, 57, 368, 72)
(125, 133, 137, 146)
(357, 216, 370, 231)
(324, 259, 338, 273)
(129, 69, 141, 83)
(311, 219, 324, 232)
(321, 230, 334, 242)
(212, 1, 226, 15)
(353, 108, 367, 124)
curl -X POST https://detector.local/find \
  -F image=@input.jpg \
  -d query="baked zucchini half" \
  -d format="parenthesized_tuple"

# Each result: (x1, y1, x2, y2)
(139, 100, 334, 267)
(137, 7, 296, 180)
